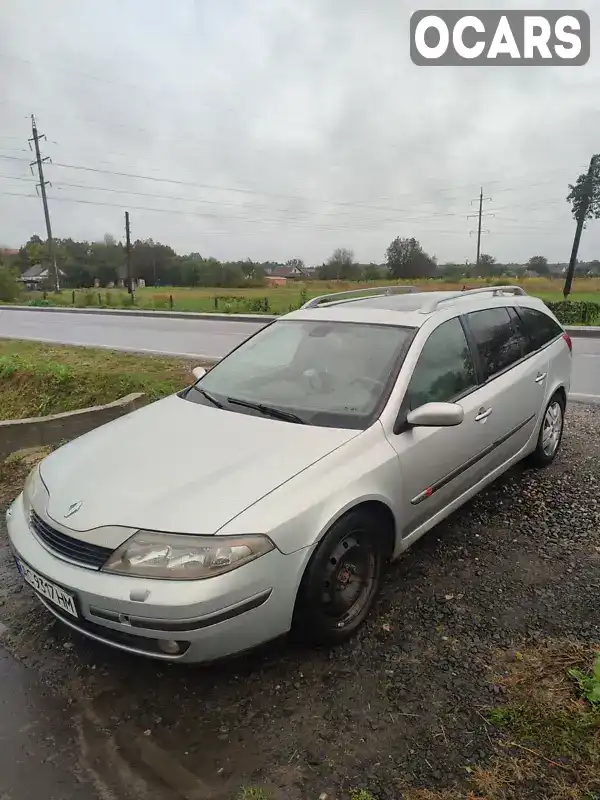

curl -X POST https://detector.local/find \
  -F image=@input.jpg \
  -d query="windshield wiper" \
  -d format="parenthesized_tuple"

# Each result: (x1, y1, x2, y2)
(226, 397, 306, 424)
(193, 386, 224, 408)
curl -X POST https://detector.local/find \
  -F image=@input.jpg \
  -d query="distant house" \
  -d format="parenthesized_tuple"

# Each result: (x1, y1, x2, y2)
(17, 264, 66, 290)
(266, 264, 308, 280)
(266, 276, 288, 287)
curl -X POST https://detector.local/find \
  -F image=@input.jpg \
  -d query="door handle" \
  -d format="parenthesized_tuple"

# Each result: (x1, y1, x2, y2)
(535, 372, 547, 384)
(475, 407, 492, 422)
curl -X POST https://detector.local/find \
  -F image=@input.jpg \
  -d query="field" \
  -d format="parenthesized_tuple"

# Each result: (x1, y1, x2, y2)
(0, 340, 200, 421)
(16, 276, 600, 316)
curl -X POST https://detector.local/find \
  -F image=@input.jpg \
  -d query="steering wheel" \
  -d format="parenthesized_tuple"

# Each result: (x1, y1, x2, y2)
(303, 368, 333, 392)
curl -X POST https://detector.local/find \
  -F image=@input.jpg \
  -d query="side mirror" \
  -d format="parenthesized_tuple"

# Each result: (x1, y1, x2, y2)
(192, 366, 206, 381)
(406, 402, 464, 428)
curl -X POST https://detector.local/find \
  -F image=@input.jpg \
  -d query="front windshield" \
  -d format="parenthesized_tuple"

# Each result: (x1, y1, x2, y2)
(184, 319, 414, 429)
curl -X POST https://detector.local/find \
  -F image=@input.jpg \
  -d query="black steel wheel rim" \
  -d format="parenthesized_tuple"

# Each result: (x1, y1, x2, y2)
(320, 530, 377, 629)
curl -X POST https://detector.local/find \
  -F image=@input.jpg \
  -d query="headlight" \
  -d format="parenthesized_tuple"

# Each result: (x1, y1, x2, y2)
(102, 531, 275, 580)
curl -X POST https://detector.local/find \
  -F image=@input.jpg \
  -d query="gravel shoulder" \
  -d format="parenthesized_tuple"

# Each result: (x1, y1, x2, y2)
(0, 404, 599, 800)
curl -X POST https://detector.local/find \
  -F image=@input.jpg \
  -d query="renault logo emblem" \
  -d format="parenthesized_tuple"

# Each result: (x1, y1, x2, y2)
(64, 501, 83, 519)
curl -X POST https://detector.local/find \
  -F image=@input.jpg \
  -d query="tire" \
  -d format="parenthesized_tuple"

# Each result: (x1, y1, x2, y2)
(292, 509, 387, 646)
(528, 392, 565, 468)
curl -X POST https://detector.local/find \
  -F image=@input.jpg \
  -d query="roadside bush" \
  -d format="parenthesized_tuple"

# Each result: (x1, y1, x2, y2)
(546, 300, 600, 325)
(27, 298, 53, 307)
(0, 266, 20, 302)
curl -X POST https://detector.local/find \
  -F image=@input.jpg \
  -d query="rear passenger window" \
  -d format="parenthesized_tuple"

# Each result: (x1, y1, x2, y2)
(516, 307, 563, 352)
(405, 318, 477, 410)
(466, 307, 525, 381)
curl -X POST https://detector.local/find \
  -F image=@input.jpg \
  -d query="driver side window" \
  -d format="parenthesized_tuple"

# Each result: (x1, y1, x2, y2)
(405, 318, 478, 411)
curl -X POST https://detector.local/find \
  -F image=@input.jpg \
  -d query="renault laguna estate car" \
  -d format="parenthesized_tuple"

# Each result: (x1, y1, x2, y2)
(6, 285, 572, 663)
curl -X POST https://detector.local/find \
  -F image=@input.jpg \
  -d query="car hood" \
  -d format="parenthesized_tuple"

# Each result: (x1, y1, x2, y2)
(41, 394, 359, 535)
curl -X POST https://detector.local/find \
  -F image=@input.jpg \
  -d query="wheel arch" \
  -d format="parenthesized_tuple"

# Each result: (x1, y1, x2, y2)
(310, 497, 398, 561)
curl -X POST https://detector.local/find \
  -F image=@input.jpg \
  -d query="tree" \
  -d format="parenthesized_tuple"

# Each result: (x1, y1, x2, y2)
(386, 237, 436, 279)
(318, 248, 359, 280)
(0, 265, 20, 302)
(440, 262, 469, 280)
(363, 262, 382, 280)
(526, 255, 549, 276)
(25, 234, 47, 266)
(565, 155, 600, 297)
(471, 253, 503, 278)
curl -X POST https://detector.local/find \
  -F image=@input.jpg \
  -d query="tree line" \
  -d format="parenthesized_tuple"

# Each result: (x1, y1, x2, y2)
(1, 233, 599, 298)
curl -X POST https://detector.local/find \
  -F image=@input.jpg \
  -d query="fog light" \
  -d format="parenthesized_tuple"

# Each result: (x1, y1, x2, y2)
(158, 639, 181, 655)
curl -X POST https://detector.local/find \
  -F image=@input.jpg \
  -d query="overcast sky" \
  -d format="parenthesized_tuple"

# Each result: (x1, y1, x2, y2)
(0, 0, 598, 265)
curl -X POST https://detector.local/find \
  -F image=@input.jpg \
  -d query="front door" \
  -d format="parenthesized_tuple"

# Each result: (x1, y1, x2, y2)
(385, 316, 502, 537)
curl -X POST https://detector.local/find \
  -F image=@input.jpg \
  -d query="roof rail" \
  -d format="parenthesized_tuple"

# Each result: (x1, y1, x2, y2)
(301, 285, 418, 310)
(419, 285, 527, 315)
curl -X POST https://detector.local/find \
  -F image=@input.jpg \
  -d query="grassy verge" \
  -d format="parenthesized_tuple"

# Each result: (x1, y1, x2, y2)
(4, 277, 600, 318)
(476, 642, 600, 800)
(0, 340, 198, 421)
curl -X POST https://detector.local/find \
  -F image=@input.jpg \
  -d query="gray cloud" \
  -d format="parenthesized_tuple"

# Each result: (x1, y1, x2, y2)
(0, 0, 598, 264)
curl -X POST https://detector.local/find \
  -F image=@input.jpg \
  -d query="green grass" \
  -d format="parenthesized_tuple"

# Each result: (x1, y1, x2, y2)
(488, 703, 600, 762)
(569, 653, 600, 708)
(235, 788, 272, 800)
(0, 340, 200, 420)
(481, 643, 600, 799)
(6, 276, 600, 317)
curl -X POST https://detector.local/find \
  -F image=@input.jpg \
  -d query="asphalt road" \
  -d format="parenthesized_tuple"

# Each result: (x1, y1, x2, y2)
(0, 306, 598, 400)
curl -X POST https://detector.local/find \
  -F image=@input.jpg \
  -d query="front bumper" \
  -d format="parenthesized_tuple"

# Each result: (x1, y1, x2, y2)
(6, 494, 311, 663)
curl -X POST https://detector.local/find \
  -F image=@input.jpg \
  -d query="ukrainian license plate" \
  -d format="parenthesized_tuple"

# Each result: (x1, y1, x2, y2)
(15, 557, 78, 619)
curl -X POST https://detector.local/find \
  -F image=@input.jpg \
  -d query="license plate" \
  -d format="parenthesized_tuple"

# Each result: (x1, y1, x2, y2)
(15, 557, 78, 619)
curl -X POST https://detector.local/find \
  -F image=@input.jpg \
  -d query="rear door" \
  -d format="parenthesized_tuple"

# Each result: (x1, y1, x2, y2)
(515, 305, 572, 397)
(386, 316, 508, 536)
(462, 306, 549, 471)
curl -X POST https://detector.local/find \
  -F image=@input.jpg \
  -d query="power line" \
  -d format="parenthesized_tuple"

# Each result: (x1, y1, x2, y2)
(0, 173, 501, 224)
(0, 189, 566, 238)
(0, 153, 586, 222)
(0, 172, 568, 220)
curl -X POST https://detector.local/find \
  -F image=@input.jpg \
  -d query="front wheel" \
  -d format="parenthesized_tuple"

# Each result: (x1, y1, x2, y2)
(528, 393, 565, 468)
(292, 509, 387, 646)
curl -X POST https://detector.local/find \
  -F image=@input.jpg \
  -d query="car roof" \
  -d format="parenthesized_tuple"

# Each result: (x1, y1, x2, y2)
(283, 289, 553, 329)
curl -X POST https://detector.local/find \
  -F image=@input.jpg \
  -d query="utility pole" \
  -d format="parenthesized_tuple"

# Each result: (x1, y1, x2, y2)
(29, 115, 59, 292)
(564, 155, 598, 299)
(475, 188, 483, 267)
(467, 187, 493, 269)
(125, 211, 134, 296)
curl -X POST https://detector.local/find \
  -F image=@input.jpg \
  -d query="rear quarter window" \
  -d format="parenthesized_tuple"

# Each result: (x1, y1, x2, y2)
(465, 307, 525, 381)
(516, 307, 563, 353)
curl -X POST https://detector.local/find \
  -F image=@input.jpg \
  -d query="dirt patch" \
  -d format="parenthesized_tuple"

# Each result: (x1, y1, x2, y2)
(0, 405, 599, 800)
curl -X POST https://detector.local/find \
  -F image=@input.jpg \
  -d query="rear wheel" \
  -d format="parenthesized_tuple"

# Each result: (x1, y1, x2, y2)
(528, 393, 565, 468)
(292, 509, 387, 645)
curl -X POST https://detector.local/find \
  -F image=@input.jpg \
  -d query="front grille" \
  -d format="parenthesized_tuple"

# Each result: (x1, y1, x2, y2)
(29, 510, 114, 569)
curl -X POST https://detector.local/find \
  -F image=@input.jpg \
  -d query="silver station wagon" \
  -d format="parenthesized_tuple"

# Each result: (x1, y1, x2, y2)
(7, 285, 572, 663)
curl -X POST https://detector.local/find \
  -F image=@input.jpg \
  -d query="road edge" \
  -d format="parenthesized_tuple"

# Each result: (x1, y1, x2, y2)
(2, 305, 599, 337)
